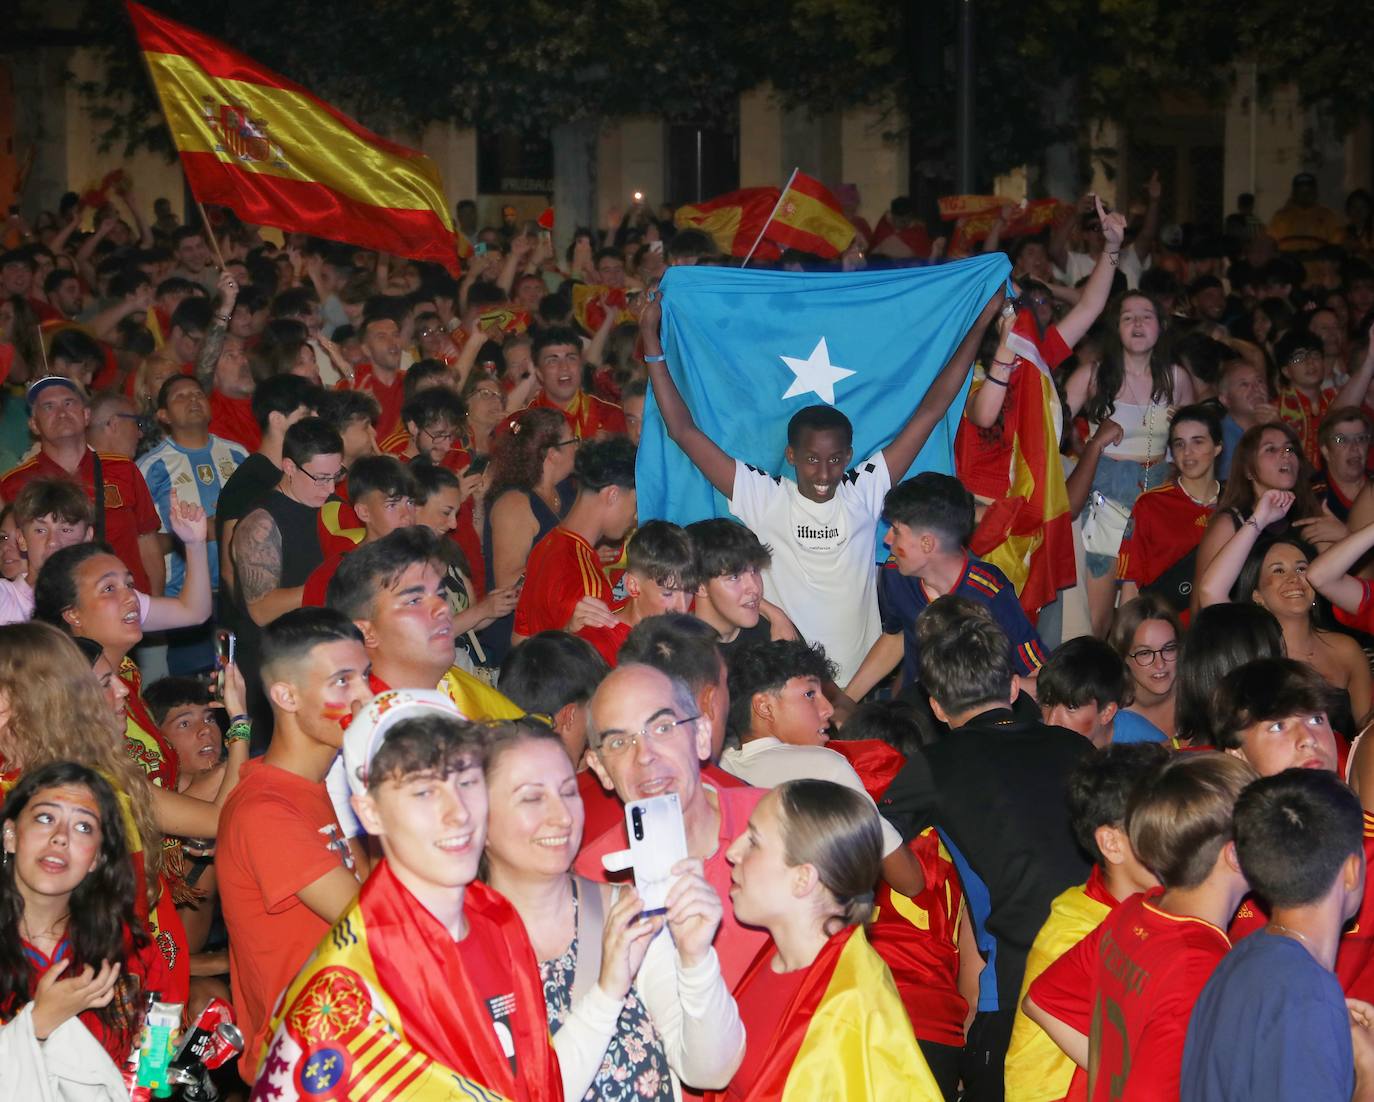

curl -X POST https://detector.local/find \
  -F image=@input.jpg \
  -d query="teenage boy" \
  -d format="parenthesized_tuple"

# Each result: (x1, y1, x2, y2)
(1181, 769, 1372, 1102)
(325, 525, 521, 720)
(1209, 657, 1374, 1007)
(846, 472, 1046, 702)
(685, 517, 799, 663)
(577, 519, 698, 666)
(512, 435, 637, 642)
(523, 323, 627, 439)
(1004, 742, 1168, 1102)
(720, 638, 925, 897)
(216, 608, 374, 1081)
(1024, 752, 1257, 1101)
(640, 285, 1002, 685)
(256, 696, 561, 1101)
(880, 596, 1090, 1098)
(300, 455, 415, 605)
(1036, 637, 1132, 748)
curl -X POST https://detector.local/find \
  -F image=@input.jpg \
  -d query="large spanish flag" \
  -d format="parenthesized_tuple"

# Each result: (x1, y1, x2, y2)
(126, 2, 461, 273)
(675, 186, 782, 259)
(714, 925, 942, 1101)
(765, 170, 855, 258)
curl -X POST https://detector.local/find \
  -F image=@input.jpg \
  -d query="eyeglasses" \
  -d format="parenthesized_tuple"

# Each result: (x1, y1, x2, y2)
(298, 465, 347, 486)
(1128, 642, 1179, 667)
(1332, 433, 1372, 447)
(472, 388, 503, 400)
(596, 714, 701, 756)
(420, 426, 457, 444)
(552, 437, 578, 449)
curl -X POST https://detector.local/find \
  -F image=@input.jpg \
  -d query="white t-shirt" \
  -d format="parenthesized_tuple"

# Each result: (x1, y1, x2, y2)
(728, 454, 890, 685)
(719, 736, 903, 855)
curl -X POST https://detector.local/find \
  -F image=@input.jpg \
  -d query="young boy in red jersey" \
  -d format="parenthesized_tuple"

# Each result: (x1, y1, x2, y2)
(576, 519, 698, 666)
(511, 435, 637, 642)
(829, 699, 969, 1099)
(1005, 742, 1168, 1102)
(1024, 752, 1257, 1101)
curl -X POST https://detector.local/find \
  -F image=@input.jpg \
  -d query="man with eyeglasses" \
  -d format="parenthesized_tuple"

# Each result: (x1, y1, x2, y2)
(1317, 406, 1372, 523)
(389, 386, 468, 469)
(86, 391, 144, 460)
(575, 661, 769, 988)
(0, 375, 163, 594)
(1273, 330, 1374, 468)
(231, 417, 344, 747)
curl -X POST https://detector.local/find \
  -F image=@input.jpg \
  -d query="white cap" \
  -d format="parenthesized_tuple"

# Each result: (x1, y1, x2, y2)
(340, 689, 467, 797)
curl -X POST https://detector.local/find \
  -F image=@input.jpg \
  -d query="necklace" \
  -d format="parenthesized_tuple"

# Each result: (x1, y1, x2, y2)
(20, 912, 69, 945)
(1268, 922, 1315, 948)
(1179, 478, 1220, 506)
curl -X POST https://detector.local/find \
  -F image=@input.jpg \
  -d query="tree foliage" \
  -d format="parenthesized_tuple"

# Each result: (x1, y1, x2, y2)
(65, 0, 1374, 186)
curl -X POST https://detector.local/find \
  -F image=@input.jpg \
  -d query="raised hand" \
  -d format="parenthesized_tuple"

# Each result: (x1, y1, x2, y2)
(663, 858, 723, 968)
(168, 498, 208, 545)
(218, 660, 247, 718)
(595, 886, 661, 1001)
(1095, 195, 1127, 252)
(1253, 488, 1296, 528)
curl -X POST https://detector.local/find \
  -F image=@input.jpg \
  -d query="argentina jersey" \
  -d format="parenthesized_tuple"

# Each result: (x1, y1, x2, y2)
(138, 434, 247, 593)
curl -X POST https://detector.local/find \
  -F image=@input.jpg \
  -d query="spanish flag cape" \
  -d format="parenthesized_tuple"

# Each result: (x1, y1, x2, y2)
(961, 310, 1076, 620)
(253, 860, 561, 1101)
(713, 925, 942, 1102)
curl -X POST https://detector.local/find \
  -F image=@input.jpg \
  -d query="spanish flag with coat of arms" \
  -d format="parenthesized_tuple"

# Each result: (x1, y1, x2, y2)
(126, 2, 463, 273)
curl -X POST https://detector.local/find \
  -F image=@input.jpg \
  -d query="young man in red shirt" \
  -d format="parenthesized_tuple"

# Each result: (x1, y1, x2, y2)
(1025, 752, 1257, 1101)
(216, 607, 374, 1082)
(339, 314, 407, 438)
(523, 324, 627, 439)
(577, 519, 697, 665)
(512, 435, 637, 642)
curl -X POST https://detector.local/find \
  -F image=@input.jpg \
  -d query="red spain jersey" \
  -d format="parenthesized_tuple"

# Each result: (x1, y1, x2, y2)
(0, 447, 160, 592)
(828, 738, 966, 1044)
(513, 526, 611, 637)
(1115, 480, 1214, 587)
(1032, 889, 1228, 1102)
(338, 362, 407, 438)
(300, 551, 345, 607)
(208, 388, 259, 451)
(577, 619, 633, 667)
(378, 424, 411, 457)
(525, 388, 627, 440)
(1276, 383, 1336, 468)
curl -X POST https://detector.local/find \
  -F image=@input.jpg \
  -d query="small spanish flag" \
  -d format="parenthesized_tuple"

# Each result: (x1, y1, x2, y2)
(126, 2, 461, 273)
(765, 170, 855, 259)
(675, 186, 782, 259)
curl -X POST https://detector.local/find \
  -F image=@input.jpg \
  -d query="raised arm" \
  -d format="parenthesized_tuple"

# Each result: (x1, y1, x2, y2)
(1197, 490, 1293, 607)
(142, 500, 212, 630)
(881, 286, 1005, 481)
(1308, 520, 1374, 611)
(1056, 199, 1126, 349)
(1335, 321, 1374, 410)
(639, 288, 736, 498)
(196, 272, 238, 390)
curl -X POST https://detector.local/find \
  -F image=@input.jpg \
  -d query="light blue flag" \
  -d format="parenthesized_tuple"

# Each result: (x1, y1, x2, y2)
(636, 254, 1012, 526)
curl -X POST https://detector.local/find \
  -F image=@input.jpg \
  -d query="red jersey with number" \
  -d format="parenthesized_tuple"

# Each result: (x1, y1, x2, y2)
(513, 526, 611, 637)
(1030, 888, 1228, 1102)
(208, 388, 260, 451)
(338, 362, 407, 438)
(1115, 480, 1214, 587)
(525, 389, 626, 440)
(0, 447, 160, 591)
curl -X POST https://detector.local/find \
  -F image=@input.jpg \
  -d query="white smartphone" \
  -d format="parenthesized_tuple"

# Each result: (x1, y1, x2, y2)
(622, 794, 688, 915)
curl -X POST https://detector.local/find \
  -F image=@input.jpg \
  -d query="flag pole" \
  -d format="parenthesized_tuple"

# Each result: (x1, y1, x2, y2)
(195, 198, 228, 270)
(35, 325, 50, 374)
(741, 167, 798, 268)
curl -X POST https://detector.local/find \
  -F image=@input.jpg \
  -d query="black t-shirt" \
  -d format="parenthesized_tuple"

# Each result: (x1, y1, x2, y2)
(215, 452, 281, 543)
(716, 616, 774, 670)
(879, 707, 1090, 1008)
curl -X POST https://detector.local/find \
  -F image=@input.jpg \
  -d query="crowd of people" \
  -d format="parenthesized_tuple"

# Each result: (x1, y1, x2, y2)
(2, 168, 1374, 1101)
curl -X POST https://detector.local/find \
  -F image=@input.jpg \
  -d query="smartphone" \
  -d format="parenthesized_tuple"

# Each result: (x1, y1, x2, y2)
(622, 794, 688, 915)
(467, 455, 490, 476)
(214, 628, 236, 669)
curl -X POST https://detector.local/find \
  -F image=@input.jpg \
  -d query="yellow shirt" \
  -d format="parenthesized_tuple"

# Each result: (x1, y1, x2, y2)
(1004, 872, 1113, 1102)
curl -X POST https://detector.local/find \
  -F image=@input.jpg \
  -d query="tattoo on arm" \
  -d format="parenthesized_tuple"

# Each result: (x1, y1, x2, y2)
(196, 320, 228, 390)
(233, 509, 282, 604)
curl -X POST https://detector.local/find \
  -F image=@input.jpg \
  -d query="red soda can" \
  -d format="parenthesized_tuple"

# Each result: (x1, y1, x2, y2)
(171, 996, 235, 1070)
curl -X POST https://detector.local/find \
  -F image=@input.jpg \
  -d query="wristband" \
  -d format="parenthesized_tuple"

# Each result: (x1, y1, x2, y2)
(983, 373, 1009, 388)
(229, 714, 250, 725)
(643, 353, 666, 363)
(225, 722, 251, 745)
(991, 358, 1015, 369)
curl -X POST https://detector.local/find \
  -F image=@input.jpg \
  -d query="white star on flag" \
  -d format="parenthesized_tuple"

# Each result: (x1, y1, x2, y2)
(779, 337, 855, 405)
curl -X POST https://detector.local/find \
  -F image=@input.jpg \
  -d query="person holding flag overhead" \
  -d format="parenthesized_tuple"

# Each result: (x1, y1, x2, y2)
(637, 266, 1005, 686)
